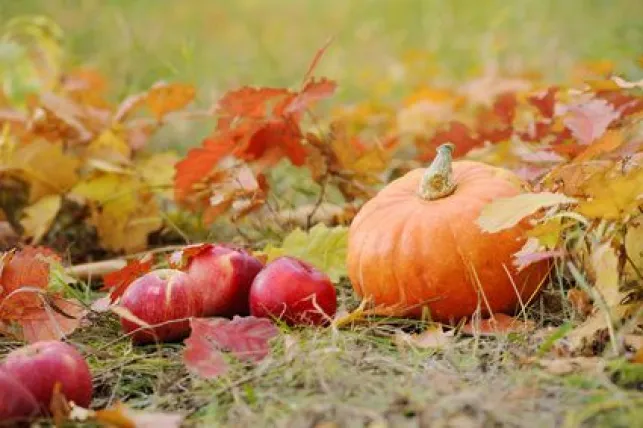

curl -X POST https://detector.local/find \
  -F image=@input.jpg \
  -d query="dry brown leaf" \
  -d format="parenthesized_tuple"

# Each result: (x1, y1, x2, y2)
(394, 326, 454, 350)
(567, 288, 593, 317)
(566, 304, 635, 354)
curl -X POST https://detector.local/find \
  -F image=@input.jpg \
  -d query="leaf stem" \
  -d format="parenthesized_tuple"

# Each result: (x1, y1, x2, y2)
(418, 143, 457, 200)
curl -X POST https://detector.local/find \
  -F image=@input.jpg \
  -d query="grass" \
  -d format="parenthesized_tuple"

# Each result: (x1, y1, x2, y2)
(1, 1, 643, 427)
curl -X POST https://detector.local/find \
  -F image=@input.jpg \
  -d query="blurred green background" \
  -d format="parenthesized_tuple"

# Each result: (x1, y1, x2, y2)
(2, 0, 642, 104)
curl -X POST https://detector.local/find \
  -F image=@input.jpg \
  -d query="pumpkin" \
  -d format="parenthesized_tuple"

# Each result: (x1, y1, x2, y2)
(347, 143, 549, 323)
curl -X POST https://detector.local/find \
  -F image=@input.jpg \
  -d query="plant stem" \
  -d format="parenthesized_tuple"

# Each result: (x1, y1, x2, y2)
(418, 143, 457, 200)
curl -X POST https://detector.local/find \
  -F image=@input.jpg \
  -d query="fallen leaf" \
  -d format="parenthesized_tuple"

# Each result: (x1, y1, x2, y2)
(146, 82, 196, 121)
(576, 166, 643, 220)
(461, 313, 536, 336)
(20, 194, 61, 244)
(563, 98, 620, 145)
(263, 223, 348, 282)
(9, 140, 80, 202)
(136, 151, 179, 199)
(0, 247, 87, 342)
(50, 382, 71, 427)
(183, 316, 278, 379)
(566, 304, 635, 354)
(477, 192, 577, 233)
(168, 243, 213, 269)
(102, 255, 153, 302)
(394, 325, 454, 350)
(624, 217, 643, 283)
(94, 402, 183, 428)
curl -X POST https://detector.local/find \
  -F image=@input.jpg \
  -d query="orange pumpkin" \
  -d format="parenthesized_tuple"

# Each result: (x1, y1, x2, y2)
(347, 143, 549, 323)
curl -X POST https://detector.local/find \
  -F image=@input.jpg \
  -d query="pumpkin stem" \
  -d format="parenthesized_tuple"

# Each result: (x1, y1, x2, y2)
(418, 143, 457, 200)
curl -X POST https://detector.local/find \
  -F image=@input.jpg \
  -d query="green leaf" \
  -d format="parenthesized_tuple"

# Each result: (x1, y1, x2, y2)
(263, 223, 348, 282)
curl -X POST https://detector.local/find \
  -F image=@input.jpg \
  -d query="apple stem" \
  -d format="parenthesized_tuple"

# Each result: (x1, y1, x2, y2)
(418, 143, 457, 200)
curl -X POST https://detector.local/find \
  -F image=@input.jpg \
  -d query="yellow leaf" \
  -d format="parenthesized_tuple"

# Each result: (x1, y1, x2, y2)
(576, 167, 643, 220)
(9, 141, 80, 201)
(527, 217, 564, 249)
(85, 129, 132, 166)
(136, 151, 179, 199)
(146, 82, 196, 121)
(72, 174, 160, 252)
(590, 243, 623, 308)
(19, 194, 61, 244)
(477, 192, 578, 233)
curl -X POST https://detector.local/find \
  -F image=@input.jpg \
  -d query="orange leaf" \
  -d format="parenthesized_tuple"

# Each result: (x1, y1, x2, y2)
(168, 243, 213, 270)
(281, 78, 337, 115)
(146, 82, 196, 121)
(301, 36, 334, 85)
(102, 255, 153, 303)
(528, 87, 558, 119)
(216, 87, 291, 129)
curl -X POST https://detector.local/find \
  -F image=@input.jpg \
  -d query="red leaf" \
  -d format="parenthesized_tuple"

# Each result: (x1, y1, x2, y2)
(102, 255, 153, 303)
(419, 121, 481, 160)
(168, 243, 213, 270)
(183, 316, 279, 379)
(461, 313, 536, 336)
(242, 120, 307, 166)
(173, 134, 238, 204)
(528, 87, 558, 118)
(216, 87, 291, 129)
(281, 78, 337, 115)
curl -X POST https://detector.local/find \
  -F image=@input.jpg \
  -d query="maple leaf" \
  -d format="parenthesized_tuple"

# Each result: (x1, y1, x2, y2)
(19, 194, 62, 244)
(216, 87, 292, 129)
(461, 313, 536, 336)
(563, 98, 620, 145)
(145, 82, 196, 121)
(102, 255, 153, 303)
(183, 316, 279, 379)
(475, 92, 517, 143)
(262, 223, 348, 282)
(281, 78, 337, 115)
(477, 192, 577, 233)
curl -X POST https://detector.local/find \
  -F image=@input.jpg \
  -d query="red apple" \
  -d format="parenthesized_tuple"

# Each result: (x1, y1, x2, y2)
(1, 341, 92, 414)
(119, 269, 203, 344)
(185, 244, 263, 317)
(249, 256, 337, 326)
(0, 368, 39, 421)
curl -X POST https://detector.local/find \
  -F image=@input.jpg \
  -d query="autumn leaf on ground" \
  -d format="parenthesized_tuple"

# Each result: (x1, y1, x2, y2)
(102, 254, 153, 303)
(477, 192, 577, 233)
(183, 316, 279, 379)
(461, 313, 536, 336)
(8, 140, 80, 202)
(576, 166, 643, 220)
(566, 304, 636, 354)
(71, 173, 163, 252)
(137, 151, 180, 199)
(168, 243, 212, 269)
(531, 357, 602, 376)
(20, 194, 62, 244)
(91, 402, 184, 428)
(624, 217, 643, 283)
(262, 223, 348, 282)
(568, 288, 593, 317)
(562, 98, 620, 145)
(0, 247, 86, 342)
(394, 325, 454, 350)
(146, 82, 196, 121)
